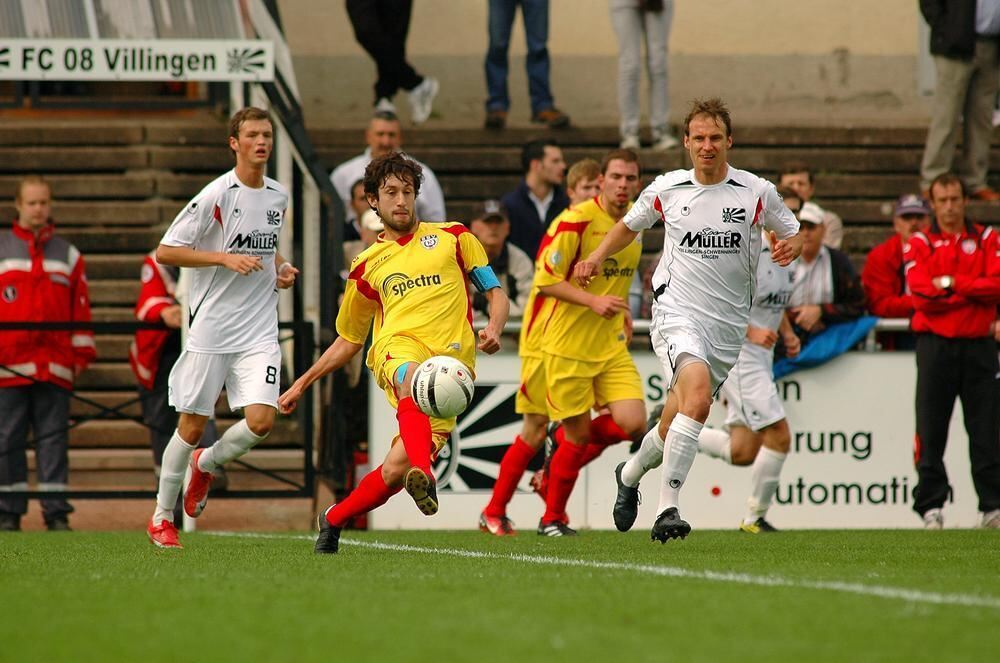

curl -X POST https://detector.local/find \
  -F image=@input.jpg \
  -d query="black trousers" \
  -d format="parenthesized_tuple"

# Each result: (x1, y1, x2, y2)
(346, 0, 423, 101)
(914, 334, 1000, 515)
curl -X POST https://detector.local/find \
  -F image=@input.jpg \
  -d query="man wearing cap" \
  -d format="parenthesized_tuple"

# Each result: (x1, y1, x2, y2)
(903, 172, 1000, 530)
(785, 201, 866, 348)
(861, 194, 932, 350)
(468, 200, 534, 321)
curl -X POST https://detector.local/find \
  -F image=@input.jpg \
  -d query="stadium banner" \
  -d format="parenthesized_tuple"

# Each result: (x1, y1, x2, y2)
(0, 39, 274, 81)
(369, 351, 979, 530)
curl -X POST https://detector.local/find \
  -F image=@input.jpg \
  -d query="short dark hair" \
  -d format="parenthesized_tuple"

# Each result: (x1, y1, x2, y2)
(228, 107, 272, 156)
(600, 148, 641, 175)
(521, 138, 560, 173)
(776, 185, 801, 207)
(779, 160, 813, 184)
(683, 97, 732, 137)
(363, 152, 423, 199)
(929, 173, 967, 200)
(370, 109, 400, 124)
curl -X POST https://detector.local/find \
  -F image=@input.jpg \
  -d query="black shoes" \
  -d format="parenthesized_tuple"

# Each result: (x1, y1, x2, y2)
(46, 517, 71, 532)
(404, 467, 439, 516)
(650, 507, 691, 543)
(739, 517, 778, 534)
(537, 519, 577, 537)
(0, 512, 21, 531)
(314, 513, 342, 554)
(612, 462, 640, 532)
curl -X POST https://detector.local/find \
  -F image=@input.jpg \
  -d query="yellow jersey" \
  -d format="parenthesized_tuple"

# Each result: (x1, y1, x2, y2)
(336, 222, 490, 371)
(533, 197, 642, 362)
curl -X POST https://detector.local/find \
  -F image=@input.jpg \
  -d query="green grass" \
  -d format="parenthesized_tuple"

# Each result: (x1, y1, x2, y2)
(2, 529, 998, 662)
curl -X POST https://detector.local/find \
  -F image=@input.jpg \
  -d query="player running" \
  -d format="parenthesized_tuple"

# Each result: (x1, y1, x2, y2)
(574, 98, 802, 543)
(146, 107, 299, 549)
(280, 152, 509, 554)
(695, 187, 802, 533)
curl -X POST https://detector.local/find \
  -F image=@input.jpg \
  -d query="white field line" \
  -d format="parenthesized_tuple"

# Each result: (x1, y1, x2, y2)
(204, 531, 1000, 609)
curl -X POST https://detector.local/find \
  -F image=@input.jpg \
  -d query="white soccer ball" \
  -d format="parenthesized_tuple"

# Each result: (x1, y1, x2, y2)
(411, 356, 475, 419)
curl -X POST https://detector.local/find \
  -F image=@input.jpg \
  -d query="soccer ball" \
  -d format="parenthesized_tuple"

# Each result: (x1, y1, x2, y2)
(410, 356, 475, 419)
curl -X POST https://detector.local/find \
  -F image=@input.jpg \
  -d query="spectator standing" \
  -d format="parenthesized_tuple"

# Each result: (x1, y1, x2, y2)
(919, 0, 1000, 200)
(904, 173, 1000, 529)
(501, 138, 569, 257)
(779, 161, 845, 249)
(565, 158, 602, 207)
(861, 194, 932, 350)
(0, 176, 95, 531)
(330, 110, 446, 232)
(468, 200, 534, 321)
(610, 0, 678, 151)
(785, 201, 866, 348)
(484, 0, 570, 129)
(345, 0, 439, 123)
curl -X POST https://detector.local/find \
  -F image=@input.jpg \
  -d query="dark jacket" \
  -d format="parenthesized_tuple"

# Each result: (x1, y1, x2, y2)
(921, 0, 977, 60)
(501, 181, 570, 259)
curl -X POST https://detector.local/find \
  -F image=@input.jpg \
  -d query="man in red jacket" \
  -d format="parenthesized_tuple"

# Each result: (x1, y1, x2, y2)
(861, 194, 931, 350)
(904, 173, 1000, 529)
(0, 176, 95, 531)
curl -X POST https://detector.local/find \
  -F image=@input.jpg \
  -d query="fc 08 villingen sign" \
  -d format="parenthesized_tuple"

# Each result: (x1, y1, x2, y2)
(0, 39, 274, 82)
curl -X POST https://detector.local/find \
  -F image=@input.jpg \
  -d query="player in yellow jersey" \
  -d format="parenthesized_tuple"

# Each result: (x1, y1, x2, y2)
(279, 152, 509, 554)
(479, 150, 646, 537)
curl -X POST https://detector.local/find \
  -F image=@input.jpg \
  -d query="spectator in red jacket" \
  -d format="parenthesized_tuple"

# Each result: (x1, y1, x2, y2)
(861, 194, 932, 349)
(0, 176, 95, 531)
(129, 251, 219, 521)
(904, 173, 1000, 530)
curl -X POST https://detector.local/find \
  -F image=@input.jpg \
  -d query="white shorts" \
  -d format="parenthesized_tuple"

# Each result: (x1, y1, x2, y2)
(168, 342, 282, 416)
(650, 304, 742, 395)
(719, 344, 786, 432)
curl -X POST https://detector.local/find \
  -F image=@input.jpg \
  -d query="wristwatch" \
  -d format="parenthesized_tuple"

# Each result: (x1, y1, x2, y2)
(940, 275, 954, 290)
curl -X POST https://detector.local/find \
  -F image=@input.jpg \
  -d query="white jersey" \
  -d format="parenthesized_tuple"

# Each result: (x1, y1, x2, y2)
(749, 241, 796, 334)
(160, 169, 288, 354)
(625, 165, 799, 347)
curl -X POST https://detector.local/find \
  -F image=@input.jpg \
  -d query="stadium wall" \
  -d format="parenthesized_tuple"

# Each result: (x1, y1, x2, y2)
(280, 0, 930, 127)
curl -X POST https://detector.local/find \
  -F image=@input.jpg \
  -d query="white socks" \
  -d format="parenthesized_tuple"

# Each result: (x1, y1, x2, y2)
(745, 446, 787, 524)
(621, 425, 665, 487)
(658, 413, 703, 513)
(198, 419, 266, 473)
(153, 431, 196, 525)
(698, 427, 732, 463)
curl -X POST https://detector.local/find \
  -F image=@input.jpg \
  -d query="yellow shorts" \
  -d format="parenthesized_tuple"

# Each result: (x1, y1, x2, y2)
(543, 348, 643, 421)
(514, 354, 548, 416)
(369, 334, 456, 452)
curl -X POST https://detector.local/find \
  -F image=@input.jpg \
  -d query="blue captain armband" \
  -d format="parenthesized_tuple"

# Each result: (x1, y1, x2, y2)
(469, 266, 501, 293)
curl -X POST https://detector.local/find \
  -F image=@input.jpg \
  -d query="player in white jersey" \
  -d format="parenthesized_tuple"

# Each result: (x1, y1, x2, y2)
(573, 98, 802, 543)
(696, 186, 803, 533)
(147, 107, 299, 549)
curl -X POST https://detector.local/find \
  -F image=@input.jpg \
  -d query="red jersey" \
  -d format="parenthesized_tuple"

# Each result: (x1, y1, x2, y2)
(0, 221, 95, 389)
(904, 222, 1000, 338)
(128, 251, 179, 390)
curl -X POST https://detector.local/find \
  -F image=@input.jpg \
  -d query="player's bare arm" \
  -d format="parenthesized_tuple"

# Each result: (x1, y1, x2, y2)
(156, 244, 263, 275)
(537, 280, 628, 319)
(278, 337, 363, 414)
(780, 311, 801, 358)
(573, 221, 639, 286)
(477, 287, 509, 354)
(275, 251, 300, 289)
(769, 230, 803, 266)
(746, 325, 778, 349)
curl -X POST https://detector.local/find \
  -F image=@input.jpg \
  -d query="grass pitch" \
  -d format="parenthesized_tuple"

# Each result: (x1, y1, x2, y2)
(1, 528, 998, 662)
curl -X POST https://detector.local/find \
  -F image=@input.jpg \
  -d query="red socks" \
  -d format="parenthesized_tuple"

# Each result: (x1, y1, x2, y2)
(542, 441, 586, 523)
(590, 413, 628, 446)
(325, 464, 401, 527)
(485, 437, 538, 518)
(397, 396, 433, 474)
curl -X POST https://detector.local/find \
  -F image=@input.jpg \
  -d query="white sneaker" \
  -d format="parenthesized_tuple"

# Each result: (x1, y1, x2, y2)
(922, 508, 944, 530)
(408, 77, 438, 124)
(374, 97, 397, 114)
(651, 132, 680, 151)
(619, 134, 641, 150)
(980, 509, 1000, 529)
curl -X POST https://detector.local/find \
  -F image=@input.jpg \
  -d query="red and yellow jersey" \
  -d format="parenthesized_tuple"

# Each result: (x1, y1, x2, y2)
(336, 222, 489, 371)
(532, 197, 641, 362)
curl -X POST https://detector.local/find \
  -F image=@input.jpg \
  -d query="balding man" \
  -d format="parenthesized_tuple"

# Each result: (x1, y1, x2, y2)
(330, 110, 446, 239)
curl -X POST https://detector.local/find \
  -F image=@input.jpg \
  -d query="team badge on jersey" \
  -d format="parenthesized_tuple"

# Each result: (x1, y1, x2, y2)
(233, 207, 243, 219)
(722, 207, 746, 224)
(962, 239, 977, 255)
(266, 209, 281, 226)
(2, 285, 16, 303)
(681, 206, 691, 216)
(185, 202, 198, 215)
(421, 234, 438, 250)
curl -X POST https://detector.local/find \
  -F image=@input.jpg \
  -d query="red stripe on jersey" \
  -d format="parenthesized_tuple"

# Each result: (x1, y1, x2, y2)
(213, 204, 223, 227)
(524, 293, 548, 339)
(752, 198, 763, 226)
(653, 195, 666, 223)
(534, 220, 589, 260)
(441, 224, 470, 238)
(349, 260, 381, 302)
(446, 227, 474, 327)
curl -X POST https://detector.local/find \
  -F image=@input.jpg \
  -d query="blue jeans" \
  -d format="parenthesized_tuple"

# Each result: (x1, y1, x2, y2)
(485, 0, 553, 114)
